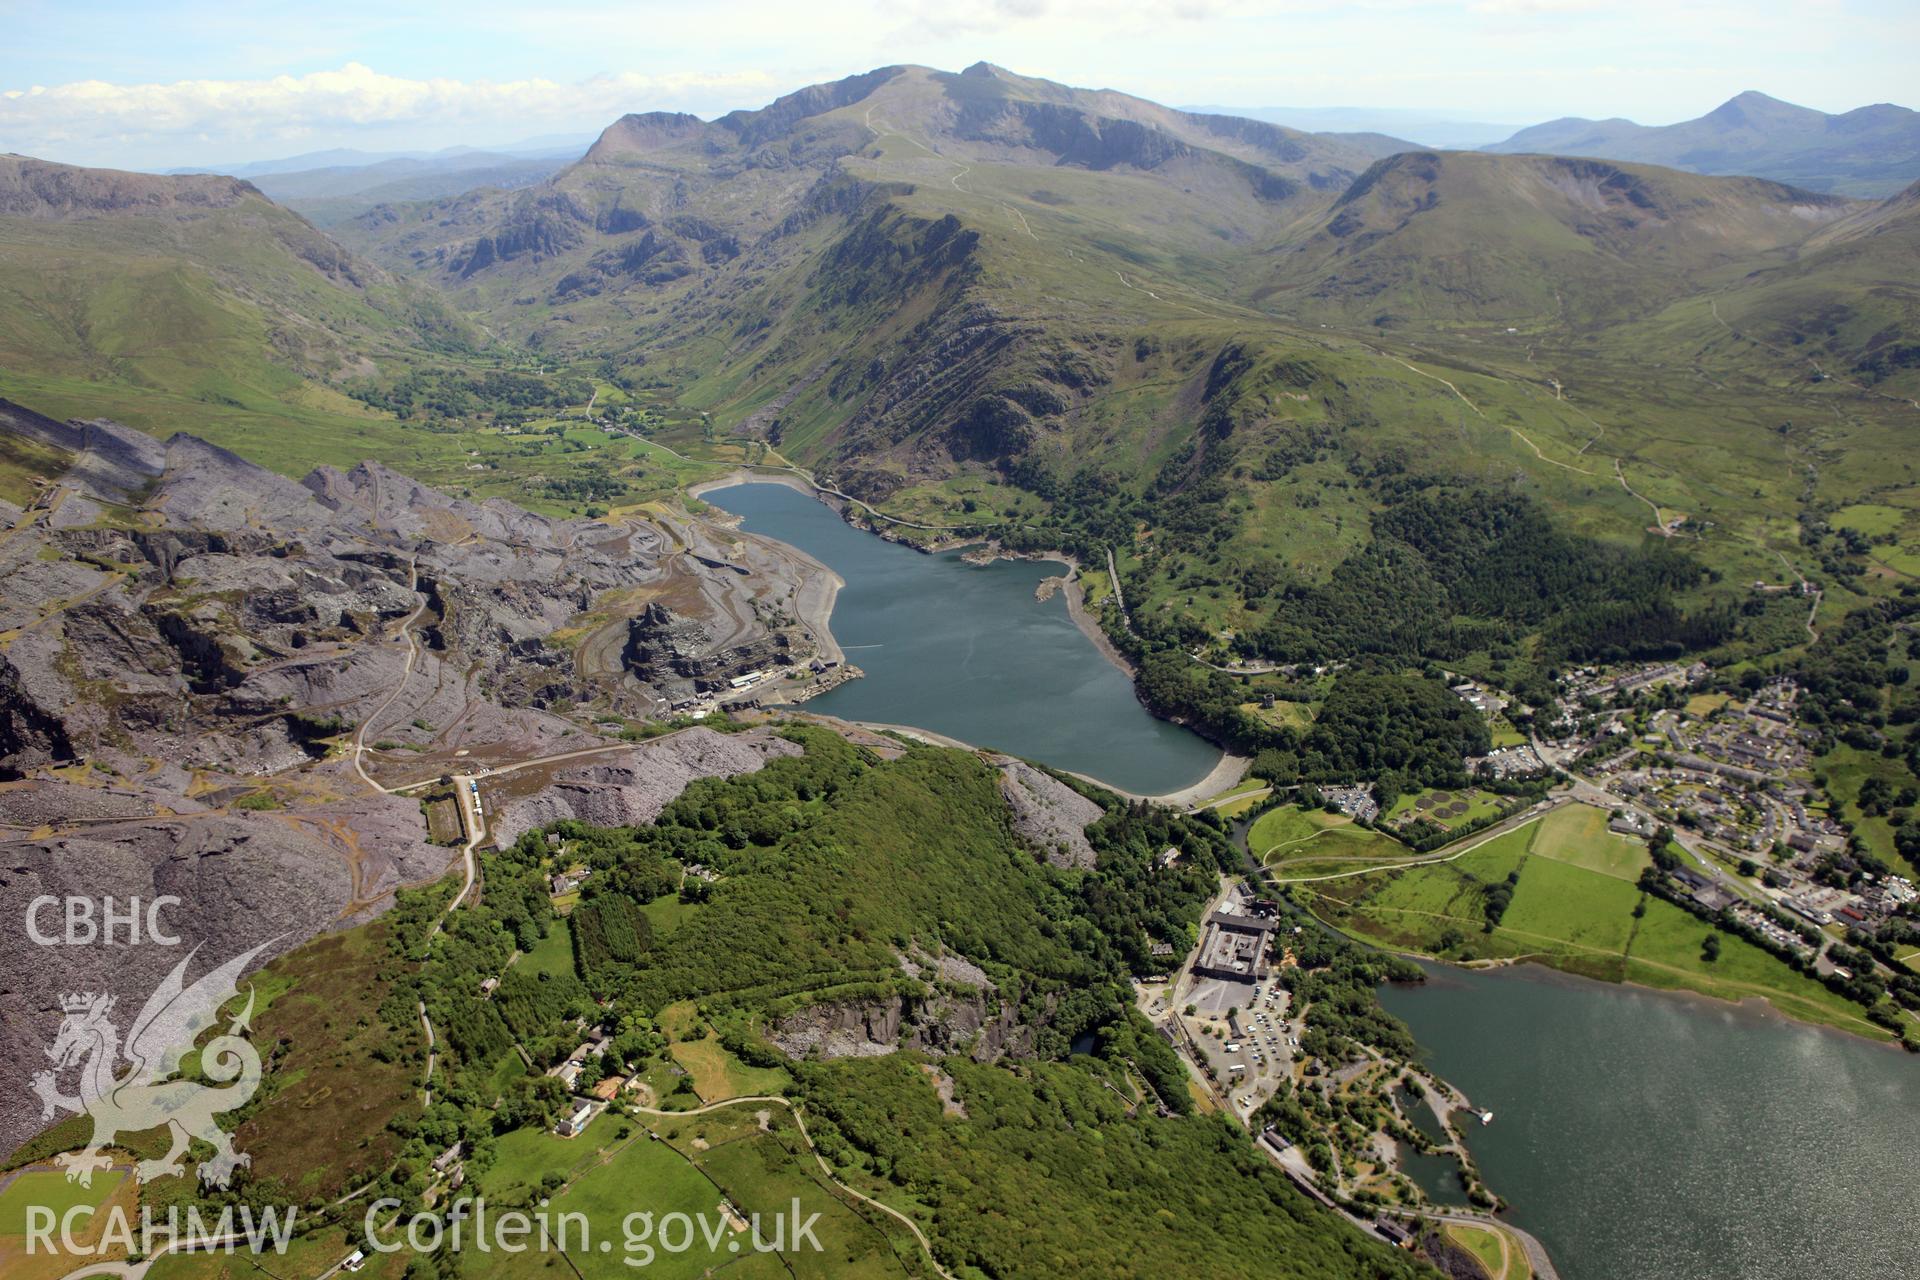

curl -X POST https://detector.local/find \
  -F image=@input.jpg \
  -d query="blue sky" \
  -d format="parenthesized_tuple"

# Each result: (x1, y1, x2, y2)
(4, 0, 1915, 169)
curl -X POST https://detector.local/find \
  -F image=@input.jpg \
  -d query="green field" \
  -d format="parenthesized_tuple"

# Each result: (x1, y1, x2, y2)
(1252, 805, 1416, 874)
(468, 1129, 730, 1280)
(1445, 1221, 1530, 1280)
(1310, 804, 1890, 1038)
(669, 1037, 792, 1104)
(149, 1225, 407, 1280)
(518, 918, 577, 979)
(1524, 804, 1651, 880)
(0, 1170, 122, 1235)
(458, 1105, 916, 1280)
(0, 1167, 136, 1280)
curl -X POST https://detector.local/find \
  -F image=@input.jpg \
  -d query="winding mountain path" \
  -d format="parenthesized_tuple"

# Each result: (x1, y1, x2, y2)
(628, 1094, 961, 1280)
(349, 557, 425, 795)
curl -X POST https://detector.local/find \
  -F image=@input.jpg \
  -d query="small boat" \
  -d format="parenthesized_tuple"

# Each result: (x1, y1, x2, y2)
(1477, 1109, 1494, 1126)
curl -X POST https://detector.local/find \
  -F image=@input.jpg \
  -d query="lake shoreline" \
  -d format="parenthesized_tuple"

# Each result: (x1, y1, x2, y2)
(689, 468, 1141, 681)
(687, 470, 846, 668)
(1380, 957, 1920, 1280)
(1369, 932, 1906, 1049)
(839, 715, 1247, 807)
(696, 478, 1234, 800)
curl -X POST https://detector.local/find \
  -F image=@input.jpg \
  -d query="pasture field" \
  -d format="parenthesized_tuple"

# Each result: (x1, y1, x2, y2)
(1524, 804, 1651, 881)
(1307, 804, 1893, 1039)
(1253, 805, 1413, 872)
(1444, 1222, 1531, 1280)
(148, 1226, 406, 1280)
(1621, 897, 1884, 1039)
(453, 1104, 917, 1280)
(518, 919, 577, 980)
(680, 1122, 918, 1280)
(0, 1169, 122, 1234)
(499, 1129, 729, 1280)
(669, 1038, 793, 1104)
(0, 1167, 137, 1280)
(480, 1113, 626, 1202)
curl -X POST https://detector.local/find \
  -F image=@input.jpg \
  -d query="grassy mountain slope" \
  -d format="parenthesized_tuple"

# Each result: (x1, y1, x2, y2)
(1485, 90, 1920, 197)
(10, 67, 1918, 740)
(1695, 179, 1920, 397)
(335, 61, 1386, 352)
(0, 154, 473, 438)
(330, 66, 1920, 713)
(1253, 150, 1857, 329)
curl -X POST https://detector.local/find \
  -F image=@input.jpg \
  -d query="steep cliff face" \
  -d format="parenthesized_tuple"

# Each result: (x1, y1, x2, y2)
(768, 983, 1034, 1062)
(622, 601, 792, 697)
(0, 657, 72, 778)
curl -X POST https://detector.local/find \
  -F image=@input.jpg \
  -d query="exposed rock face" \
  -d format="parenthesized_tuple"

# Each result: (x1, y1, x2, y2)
(0, 155, 260, 218)
(621, 602, 792, 697)
(768, 949, 1033, 1062)
(0, 802, 448, 1157)
(0, 404, 821, 1159)
(768, 987, 1031, 1062)
(0, 659, 73, 779)
(488, 727, 800, 849)
(995, 758, 1103, 869)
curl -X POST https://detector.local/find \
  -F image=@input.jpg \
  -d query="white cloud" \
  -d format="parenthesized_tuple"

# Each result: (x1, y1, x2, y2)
(0, 63, 780, 166)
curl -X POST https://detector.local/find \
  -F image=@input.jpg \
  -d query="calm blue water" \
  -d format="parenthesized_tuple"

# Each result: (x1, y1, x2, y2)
(702, 482, 1220, 795)
(1380, 962, 1920, 1280)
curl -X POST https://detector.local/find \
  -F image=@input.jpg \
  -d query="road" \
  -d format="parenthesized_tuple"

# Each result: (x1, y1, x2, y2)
(628, 1094, 961, 1280)
(1188, 785, 1272, 815)
(418, 999, 436, 1105)
(418, 772, 484, 1105)
(349, 557, 425, 795)
(440, 773, 485, 920)
(1264, 797, 1569, 885)
(1104, 546, 1126, 617)
(1415, 1208, 1563, 1280)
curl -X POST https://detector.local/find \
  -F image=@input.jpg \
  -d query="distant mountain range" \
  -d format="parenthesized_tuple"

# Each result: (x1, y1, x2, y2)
(164, 136, 594, 179)
(164, 138, 594, 226)
(1183, 105, 1519, 150)
(1483, 90, 1920, 196)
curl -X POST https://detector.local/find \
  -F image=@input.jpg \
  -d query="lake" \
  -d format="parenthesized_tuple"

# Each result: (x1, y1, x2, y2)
(701, 481, 1221, 796)
(1378, 962, 1920, 1280)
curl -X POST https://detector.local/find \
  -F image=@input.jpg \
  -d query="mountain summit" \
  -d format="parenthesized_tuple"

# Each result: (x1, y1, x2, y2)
(1486, 90, 1920, 196)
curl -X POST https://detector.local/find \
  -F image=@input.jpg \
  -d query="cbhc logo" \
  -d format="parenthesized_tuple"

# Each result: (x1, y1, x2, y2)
(26, 896, 183, 946)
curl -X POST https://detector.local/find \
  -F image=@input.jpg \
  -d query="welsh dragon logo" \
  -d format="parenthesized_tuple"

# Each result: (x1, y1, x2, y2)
(31, 941, 276, 1188)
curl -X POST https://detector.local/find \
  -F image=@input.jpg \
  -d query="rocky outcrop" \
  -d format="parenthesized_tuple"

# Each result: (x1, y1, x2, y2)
(0, 657, 73, 779)
(995, 758, 1103, 869)
(622, 602, 792, 695)
(769, 949, 1035, 1062)
(768, 985, 1031, 1062)
(0, 155, 259, 218)
(488, 727, 801, 849)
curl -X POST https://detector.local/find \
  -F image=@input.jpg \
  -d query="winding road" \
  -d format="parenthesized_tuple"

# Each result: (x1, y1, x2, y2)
(349, 557, 425, 795)
(625, 1094, 961, 1280)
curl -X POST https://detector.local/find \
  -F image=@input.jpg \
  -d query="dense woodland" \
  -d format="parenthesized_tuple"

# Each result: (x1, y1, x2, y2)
(346, 366, 591, 425)
(1003, 445, 1743, 759)
(794, 1053, 1427, 1280)
(354, 728, 1430, 1275)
